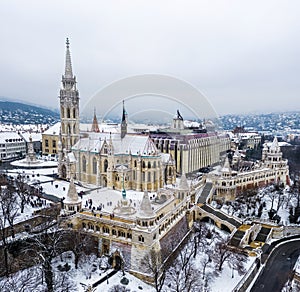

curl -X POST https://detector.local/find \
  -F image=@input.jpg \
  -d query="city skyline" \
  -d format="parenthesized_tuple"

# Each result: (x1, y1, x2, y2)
(1, 0, 300, 115)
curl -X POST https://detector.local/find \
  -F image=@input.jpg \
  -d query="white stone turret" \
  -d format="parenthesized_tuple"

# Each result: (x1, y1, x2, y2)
(63, 178, 82, 213)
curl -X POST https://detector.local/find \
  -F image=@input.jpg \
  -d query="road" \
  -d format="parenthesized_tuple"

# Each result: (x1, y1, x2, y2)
(251, 240, 300, 292)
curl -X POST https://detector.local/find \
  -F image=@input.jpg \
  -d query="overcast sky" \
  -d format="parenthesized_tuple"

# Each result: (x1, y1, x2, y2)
(1, 0, 300, 116)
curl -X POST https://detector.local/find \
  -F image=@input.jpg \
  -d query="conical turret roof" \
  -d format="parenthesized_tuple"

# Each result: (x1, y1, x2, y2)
(221, 156, 231, 173)
(65, 178, 81, 203)
(178, 173, 189, 190)
(137, 191, 155, 218)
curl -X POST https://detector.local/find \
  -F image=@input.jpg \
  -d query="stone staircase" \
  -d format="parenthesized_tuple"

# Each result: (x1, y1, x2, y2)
(197, 182, 213, 204)
(255, 226, 272, 243)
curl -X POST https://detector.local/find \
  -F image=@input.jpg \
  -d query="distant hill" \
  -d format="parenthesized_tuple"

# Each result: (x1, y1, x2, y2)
(0, 100, 60, 125)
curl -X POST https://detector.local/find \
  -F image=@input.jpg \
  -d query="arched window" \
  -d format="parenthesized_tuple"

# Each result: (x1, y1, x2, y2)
(67, 108, 71, 118)
(134, 160, 137, 167)
(148, 162, 151, 169)
(93, 157, 97, 174)
(104, 159, 108, 172)
(138, 235, 144, 242)
(153, 161, 156, 168)
(82, 156, 87, 172)
(142, 161, 146, 168)
(73, 108, 76, 118)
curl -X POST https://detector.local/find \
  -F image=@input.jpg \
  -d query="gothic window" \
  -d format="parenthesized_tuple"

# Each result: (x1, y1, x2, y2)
(104, 146, 108, 154)
(134, 160, 137, 167)
(118, 231, 125, 237)
(67, 108, 71, 118)
(104, 159, 108, 172)
(82, 222, 86, 229)
(142, 161, 146, 168)
(93, 157, 97, 174)
(169, 167, 172, 176)
(82, 156, 87, 172)
(138, 235, 144, 242)
(112, 229, 117, 236)
(103, 226, 109, 234)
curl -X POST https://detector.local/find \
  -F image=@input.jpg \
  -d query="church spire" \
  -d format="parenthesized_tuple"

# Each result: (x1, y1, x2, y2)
(91, 108, 100, 132)
(64, 38, 73, 78)
(121, 100, 127, 139)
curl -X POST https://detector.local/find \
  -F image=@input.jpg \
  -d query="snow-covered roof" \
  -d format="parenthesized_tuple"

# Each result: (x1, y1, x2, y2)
(0, 132, 25, 143)
(43, 122, 61, 135)
(73, 132, 158, 156)
(20, 132, 42, 142)
(68, 152, 76, 163)
(161, 153, 172, 163)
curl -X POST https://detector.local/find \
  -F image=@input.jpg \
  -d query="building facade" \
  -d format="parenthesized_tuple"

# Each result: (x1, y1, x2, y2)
(214, 137, 290, 201)
(150, 111, 230, 175)
(0, 132, 26, 162)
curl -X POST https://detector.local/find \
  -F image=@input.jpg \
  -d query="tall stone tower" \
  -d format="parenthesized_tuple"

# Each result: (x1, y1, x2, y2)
(58, 38, 80, 179)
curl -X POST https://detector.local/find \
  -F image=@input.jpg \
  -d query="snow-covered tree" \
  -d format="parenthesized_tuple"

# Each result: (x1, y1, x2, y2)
(167, 241, 202, 292)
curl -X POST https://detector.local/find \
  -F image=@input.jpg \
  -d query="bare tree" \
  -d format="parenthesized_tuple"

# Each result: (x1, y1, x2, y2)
(211, 236, 232, 272)
(65, 230, 96, 269)
(0, 267, 42, 292)
(108, 285, 131, 292)
(53, 270, 77, 292)
(0, 185, 20, 239)
(167, 242, 202, 292)
(142, 249, 165, 292)
(23, 228, 66, 292)
(14, 173, 29, 214)
(0, 185, 20, 276)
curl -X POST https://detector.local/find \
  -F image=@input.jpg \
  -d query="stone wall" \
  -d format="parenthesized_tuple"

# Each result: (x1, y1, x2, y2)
(159, 215, 189, 262)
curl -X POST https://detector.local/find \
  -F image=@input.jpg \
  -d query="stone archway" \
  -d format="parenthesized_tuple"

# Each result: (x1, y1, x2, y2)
(111, 250, 124, 271)
(220, 224, 231, 233)
(200, 216, 216, 225)
(102, 176, 107, 187)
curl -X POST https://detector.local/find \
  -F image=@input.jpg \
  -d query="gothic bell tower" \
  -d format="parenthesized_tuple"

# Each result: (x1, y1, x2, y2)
(58, 38, 80, 179)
